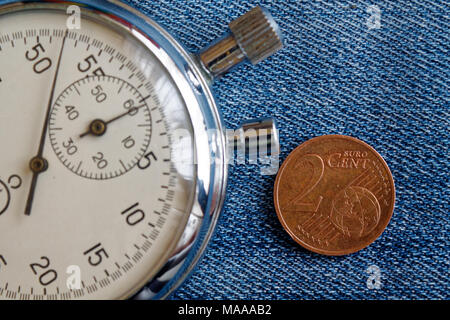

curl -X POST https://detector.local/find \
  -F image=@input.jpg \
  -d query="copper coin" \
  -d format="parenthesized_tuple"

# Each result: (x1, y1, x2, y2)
(274, 135, 395, 255)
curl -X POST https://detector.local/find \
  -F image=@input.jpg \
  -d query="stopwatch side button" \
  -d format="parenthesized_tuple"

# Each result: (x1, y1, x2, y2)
(229, 6, 284, 65)
(197, 6, 283, 78)
(231, 117, 280, 168)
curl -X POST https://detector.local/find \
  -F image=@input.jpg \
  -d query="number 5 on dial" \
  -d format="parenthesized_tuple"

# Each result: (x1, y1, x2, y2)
(84, 243, 109, 267)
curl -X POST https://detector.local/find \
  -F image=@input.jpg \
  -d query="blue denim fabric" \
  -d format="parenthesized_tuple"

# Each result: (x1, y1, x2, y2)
(123, 0, 449, 299)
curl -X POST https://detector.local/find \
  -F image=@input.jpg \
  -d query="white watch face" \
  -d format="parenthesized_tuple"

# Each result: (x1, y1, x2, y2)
(0, 4, 196, 299)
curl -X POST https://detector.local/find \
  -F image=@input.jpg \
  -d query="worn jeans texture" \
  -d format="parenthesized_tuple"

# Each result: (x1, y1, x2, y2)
(123, 0, 449, 299)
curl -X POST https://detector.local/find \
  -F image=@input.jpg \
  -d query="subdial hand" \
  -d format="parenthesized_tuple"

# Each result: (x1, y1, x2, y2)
(79, 104, 146, 138)
(24, 30, 68, 216)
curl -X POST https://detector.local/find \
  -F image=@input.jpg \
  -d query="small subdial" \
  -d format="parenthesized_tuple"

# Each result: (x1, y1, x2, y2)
(49, 75, 152, 180)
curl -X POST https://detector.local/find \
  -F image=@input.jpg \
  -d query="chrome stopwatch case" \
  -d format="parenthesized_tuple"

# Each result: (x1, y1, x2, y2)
(0, 0, 282, 299)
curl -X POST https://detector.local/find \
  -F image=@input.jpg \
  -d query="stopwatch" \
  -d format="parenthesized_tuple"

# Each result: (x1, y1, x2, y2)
(0, 0, 282, 299)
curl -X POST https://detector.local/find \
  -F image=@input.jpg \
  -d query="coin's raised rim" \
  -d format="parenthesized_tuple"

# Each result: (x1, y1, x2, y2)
(273, 134, 396, 255)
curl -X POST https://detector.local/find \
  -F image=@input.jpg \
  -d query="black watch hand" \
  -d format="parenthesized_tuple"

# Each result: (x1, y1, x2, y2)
(24, 30, 68, 216)
(79, 104, 146, 138)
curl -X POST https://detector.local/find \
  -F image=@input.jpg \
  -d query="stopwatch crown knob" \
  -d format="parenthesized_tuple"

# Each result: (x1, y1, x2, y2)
(197, 6, 283, 79)
(229, 6, 283, 65)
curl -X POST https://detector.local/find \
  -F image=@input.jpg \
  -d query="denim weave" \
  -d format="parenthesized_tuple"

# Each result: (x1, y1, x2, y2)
(123, 0, 449, 299)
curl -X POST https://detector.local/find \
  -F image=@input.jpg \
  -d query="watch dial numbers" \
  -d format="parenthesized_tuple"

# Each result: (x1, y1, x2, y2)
(49, 76, 153, 179)
(91, 84, 107, 103)
(25, 43, 53, 74)
(92, 68, 106, 77)
(62, 138, 78, 156)
(0, 175, 22, 216)
(123, 99, 138, 116)
(77, 54, 105, 77)
(92, 152, 108, 170)
(0, 5, 194, 299)
(32, 58, 53, 74)
(137, 151, 157, 170)
(29, 257, 58, 287)
(65, 105, 79, 121)
(0, 180, 10, 215)
(25, 43, 46, 61)
(122, 136, 135, 149)
(121, 202, 145, 226)
(77, 53, 106, 76)
(8, 175, 22, 190)
(84, 243, 109, 267)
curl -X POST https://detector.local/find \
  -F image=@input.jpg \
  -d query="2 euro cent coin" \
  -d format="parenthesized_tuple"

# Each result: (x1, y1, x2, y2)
(274, 135, 395, 255)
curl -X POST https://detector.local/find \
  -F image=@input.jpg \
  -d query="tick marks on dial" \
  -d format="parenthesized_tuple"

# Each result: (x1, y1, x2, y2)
(119, 160, 127, 171)
(73, 84, 81, 96)
(12, 31, 23, 40)
(115, 52, 126, 63)
(75, 161, 83, 173)
(139, 95, 151, 103)
(49, 75, 153, 180)
(117, 81, 125, 94)
(1, 26, 175, 299)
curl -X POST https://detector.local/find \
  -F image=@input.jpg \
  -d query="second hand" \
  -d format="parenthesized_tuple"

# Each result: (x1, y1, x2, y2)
(24, 30, 68, 216)
(79, 104, 146, 138)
